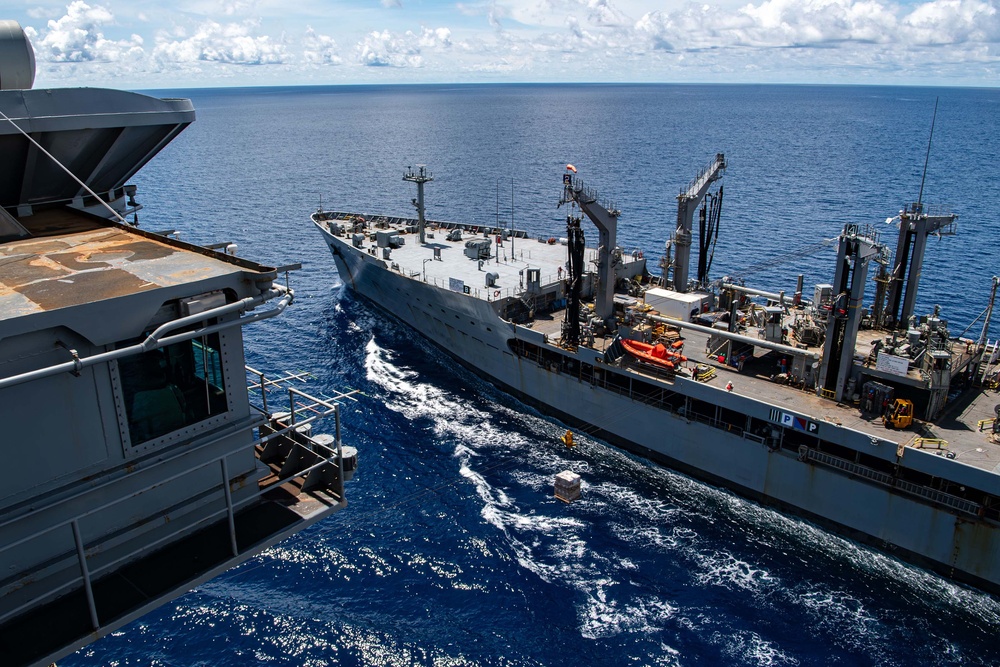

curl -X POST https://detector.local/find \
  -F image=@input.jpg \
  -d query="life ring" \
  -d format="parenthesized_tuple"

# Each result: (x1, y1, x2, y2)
(494, 290, 501, 297)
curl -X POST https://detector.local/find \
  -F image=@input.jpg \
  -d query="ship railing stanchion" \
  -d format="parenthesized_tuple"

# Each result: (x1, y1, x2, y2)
(260, 369, 268, 414)
(71, 518, 100, 630)
(220, 457, 239, 556)
(335, 403, 345, 500)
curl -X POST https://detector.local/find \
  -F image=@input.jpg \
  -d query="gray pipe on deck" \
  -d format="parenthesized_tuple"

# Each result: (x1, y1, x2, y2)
(722, 282, 814, 307)
(722, 282, 785, 303)
(641, 312, 820, 360)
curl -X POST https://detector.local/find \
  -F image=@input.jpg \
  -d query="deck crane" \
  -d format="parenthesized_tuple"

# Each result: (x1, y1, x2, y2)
(559, 170, 620, 325)
(818, 223, 885, 403)
(668, 153, 727, 293)
(875, 204, 957, 330)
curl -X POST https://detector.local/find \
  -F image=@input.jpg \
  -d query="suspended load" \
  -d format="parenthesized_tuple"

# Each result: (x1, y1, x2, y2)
(554, 470, 581, 503)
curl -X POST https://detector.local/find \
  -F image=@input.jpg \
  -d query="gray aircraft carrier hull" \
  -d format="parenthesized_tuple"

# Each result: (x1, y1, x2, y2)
(318, 222, 1000, 596)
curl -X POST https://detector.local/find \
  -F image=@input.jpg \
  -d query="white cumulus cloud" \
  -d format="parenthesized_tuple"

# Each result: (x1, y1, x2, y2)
(28, 1, 143, 63)
(903, 0, 1000, 45)
(627, 0, 1000, 54)
(587, 0, 631, 27)
(419, 27, 453, 48)
(735, 0, 899, 46)
(355, 27, 453, 67)
(303, 26, 343, 65)
(153, 19, 286, 64)
(357, 29, 422, 67)
(218, 1, 258, 16)
(11, 0, 1000, 86)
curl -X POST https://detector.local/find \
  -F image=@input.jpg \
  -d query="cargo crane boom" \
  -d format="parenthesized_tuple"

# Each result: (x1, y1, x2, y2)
(559, 170, 619, 323)
(671, 153, 726, 293)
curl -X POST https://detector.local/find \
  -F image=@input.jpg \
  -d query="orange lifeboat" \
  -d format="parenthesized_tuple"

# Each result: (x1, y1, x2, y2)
(621, 339, 687, 370)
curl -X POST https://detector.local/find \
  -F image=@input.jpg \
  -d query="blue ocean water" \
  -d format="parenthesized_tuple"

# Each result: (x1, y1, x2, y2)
(65, 84, 1000, 666)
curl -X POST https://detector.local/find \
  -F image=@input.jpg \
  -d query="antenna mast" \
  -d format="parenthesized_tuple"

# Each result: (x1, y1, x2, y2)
(917, 97, 938, 208)
(510, 177, 515, 258)
(403, 165, 433, 245)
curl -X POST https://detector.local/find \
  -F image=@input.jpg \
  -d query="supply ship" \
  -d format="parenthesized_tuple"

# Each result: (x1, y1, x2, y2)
(0, 22, 358, 666)
(314, 157, 1000, 596)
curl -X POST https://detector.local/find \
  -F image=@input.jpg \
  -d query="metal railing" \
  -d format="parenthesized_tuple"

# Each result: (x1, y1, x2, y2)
(800, 447, 982, 517)
(679, 153, 726, 197)
(518, 334, 991, 522)
(894, 479, 981, 515)
(912, 438, 949, 450)
(316, 210, 531, 240)
(801, 447, 895, 485)
(387, 262, 569, 304)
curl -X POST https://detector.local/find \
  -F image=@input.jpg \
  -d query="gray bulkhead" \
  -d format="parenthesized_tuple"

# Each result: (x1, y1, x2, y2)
(0, 280, 263, 623)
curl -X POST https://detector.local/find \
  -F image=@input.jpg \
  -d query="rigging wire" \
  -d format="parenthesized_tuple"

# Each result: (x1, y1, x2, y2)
(956, 304, 991, 340)
(719, 235, 840, 285)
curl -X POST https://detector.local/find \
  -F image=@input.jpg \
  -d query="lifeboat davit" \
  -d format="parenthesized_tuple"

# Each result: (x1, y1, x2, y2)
(621, 339, 688, 370)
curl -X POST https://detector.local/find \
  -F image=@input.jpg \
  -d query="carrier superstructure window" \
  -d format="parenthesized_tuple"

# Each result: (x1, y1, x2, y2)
(118, 332, 228, 444)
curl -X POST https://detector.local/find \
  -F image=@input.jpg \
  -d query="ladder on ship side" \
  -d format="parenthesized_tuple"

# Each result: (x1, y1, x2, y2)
(520, 294, 535, 315)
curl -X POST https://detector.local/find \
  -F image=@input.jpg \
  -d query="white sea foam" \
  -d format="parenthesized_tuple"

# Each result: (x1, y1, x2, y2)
(588, 480, 680, 523)
(363, 336, 470, 424)
(363, 336, 544, 459)
(607, 522, 693, 552)
(793, 587, 877, 639)
(363, 334, 625, 616)
(462, 444, 673, 643)
(458, 455, 513, 508)
(480, 502, 587, 536)
(607, 448, 1000, 631)
(579, 590, 678, 640)
(475, 480, 682, 642)
(717, 629, 800, 667)
(692, 550, 777, 593)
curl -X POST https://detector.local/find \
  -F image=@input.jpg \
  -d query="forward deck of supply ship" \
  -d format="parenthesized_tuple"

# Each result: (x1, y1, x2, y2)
(318, 212, 1000, 476)
(327, 214, 645, 302)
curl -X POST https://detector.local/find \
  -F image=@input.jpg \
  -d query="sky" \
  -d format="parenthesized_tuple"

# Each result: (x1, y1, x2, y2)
(6, 0, 999, 89)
